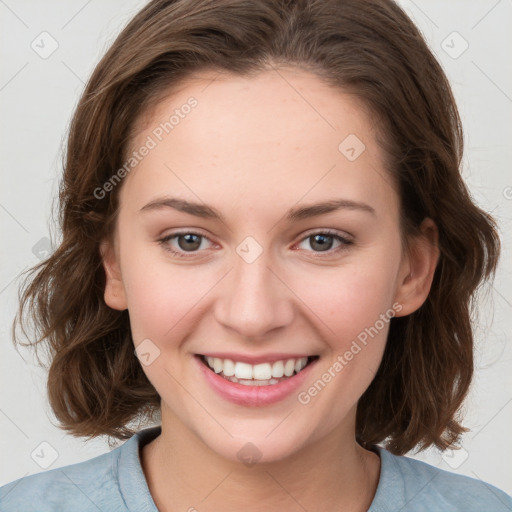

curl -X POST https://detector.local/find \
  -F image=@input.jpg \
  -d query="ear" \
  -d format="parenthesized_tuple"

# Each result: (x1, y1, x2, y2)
(100, 238, 128, 311)
(393, 218, 440, 317)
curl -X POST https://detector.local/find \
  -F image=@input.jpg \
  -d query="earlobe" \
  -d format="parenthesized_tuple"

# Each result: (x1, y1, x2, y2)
(100, 239, 128, 311)
(394, 218, 440, 317)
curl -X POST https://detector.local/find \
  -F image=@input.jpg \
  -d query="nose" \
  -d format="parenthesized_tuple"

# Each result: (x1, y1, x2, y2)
(214, 248, 295, 339)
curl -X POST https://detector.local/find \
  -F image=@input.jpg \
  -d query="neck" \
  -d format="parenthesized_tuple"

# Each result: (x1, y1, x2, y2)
(141, 404, 380, 512)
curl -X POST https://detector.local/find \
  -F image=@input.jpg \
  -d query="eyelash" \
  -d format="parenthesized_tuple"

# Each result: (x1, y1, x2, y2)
(157, 229, 354, 259)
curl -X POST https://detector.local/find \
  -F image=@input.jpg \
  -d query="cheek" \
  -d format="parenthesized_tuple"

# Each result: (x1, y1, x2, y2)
(289, 256, 399, 409)
(118, 236, 188, 342)
(120, 214, 401, 350)
(122, 264, 201, 343)
(289, 255, 400, 424)
(119, 238, 222, 351)
(291, 260, 399, 347)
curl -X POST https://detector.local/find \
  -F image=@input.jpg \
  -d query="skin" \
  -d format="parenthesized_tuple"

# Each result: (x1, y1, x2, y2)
(101, 67, 439, 512)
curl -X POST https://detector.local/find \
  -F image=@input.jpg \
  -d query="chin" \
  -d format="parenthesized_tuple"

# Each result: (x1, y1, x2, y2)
(201, 428, 311, 466)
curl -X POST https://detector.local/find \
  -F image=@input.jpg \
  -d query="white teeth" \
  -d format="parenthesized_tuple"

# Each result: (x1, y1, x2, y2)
(223, 358, 235, 377)
(253, 363, 272, 380)
(237, 377, 279, 386)
(203, 356, 312, 381)
(295, 357, 308, 373)
(213, 357, 223, 374)
(284, 359, 295, 377)
(234, 361, 253, 380)
(271, 360, 284, 378)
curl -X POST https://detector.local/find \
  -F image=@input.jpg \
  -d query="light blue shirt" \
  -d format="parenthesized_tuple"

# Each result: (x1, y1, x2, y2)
(1, 426, 511, 511)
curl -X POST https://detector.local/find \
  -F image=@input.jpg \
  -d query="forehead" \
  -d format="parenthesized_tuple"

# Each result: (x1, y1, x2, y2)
(123, 68, 398, 220)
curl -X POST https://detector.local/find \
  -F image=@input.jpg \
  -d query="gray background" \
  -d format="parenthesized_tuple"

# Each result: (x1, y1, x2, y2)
(1, 0, 511, 495)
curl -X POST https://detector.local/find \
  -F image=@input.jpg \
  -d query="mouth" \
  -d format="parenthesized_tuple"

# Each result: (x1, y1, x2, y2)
(197, 354, 319, 387)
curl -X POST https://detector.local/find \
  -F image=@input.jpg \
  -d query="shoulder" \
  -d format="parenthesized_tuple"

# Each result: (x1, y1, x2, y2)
(370, 446, 512, 512)
(0, 447, 122, 512)
(0, 426, 162, 512)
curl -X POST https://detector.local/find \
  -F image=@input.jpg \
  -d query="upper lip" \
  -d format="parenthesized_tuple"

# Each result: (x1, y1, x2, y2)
(198, 352, 316, 365)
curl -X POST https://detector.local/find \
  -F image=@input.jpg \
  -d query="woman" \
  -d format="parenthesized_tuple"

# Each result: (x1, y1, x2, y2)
(2, 0, 510, 510)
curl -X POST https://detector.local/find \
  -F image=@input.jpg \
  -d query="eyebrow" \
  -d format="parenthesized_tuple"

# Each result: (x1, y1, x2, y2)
(139, 197, 376, 221)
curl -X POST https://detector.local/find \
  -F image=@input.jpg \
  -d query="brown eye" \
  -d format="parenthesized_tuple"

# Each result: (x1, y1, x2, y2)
(309, 233, 335, 252)
(296, 230, 353, 256)
(158, 231, 214, 258)
(176, 233, 202, 251)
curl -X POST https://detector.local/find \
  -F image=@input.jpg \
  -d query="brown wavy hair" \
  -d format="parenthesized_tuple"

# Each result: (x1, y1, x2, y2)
(13, 0, 500, 454)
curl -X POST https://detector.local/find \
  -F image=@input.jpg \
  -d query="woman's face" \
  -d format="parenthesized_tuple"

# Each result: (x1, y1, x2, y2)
(103, 67, 435, 463)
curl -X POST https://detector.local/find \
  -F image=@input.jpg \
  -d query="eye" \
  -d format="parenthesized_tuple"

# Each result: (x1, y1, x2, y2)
(295, 230, 353, 255)
(158, 231, 214, 258)
(158, 229, 354, 259)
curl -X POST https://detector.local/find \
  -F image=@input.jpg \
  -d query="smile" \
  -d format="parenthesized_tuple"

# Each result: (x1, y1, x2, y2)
(195, 354, 319, 406)
(200, 355, 316, 386)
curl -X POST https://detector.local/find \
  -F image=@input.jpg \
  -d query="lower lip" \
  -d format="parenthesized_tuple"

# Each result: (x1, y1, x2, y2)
(195, 355, 317, 407)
